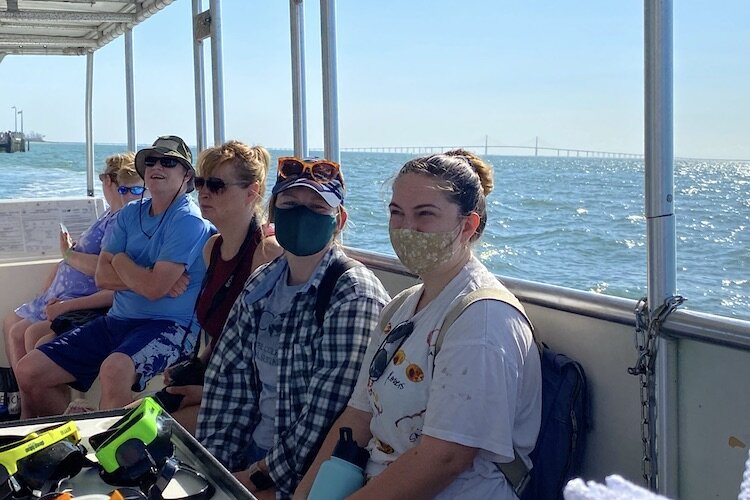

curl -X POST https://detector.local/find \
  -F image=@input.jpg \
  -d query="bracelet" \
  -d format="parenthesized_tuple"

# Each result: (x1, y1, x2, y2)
(63, 248, 74, 261)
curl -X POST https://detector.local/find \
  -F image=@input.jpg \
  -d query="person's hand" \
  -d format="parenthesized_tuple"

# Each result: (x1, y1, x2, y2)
(168, 272, 190, 297)
(45, 298, 68, 321)
(162, 365, 174, 385)
(233, 460, 271, 494)
(59, 230, 74, 259)
(233, 468, 255, 491)
(165, 384, 203, 408)
(254, 488, 276, 500)
(125, 398, 143, 410)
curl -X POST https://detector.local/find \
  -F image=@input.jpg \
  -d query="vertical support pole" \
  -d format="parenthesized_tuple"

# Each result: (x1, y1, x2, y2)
(85, 52, 95, 197)
(290, 0, 309, 158)
(124, 29, 136, 152)
(209, 0, 225, 145)
(192, 0, 207, 153)
(320, 0, 339, 163)
(644, 0, 677, 496)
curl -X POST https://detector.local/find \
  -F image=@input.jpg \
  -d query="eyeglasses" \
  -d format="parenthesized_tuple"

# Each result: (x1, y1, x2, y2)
(369, 321, 414, 381)
(117, 185, 147, 195)
(99, 172, 117, 183)
(277, 157, 341, 184)
(195, 176, 249, 194)
(144, 156, 181, 168)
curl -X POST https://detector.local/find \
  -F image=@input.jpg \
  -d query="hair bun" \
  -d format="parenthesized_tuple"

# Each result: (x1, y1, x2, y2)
(443, 148, 494, 197)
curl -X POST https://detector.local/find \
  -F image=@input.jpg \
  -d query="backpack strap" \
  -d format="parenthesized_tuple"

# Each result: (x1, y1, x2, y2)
(433, 286, 534, 495)
(377, 284, 421, 334)
(435, 287, 534, 354)
(314, 257, 361, 327)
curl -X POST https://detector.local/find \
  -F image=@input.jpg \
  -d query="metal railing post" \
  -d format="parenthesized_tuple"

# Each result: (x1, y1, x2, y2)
(192, 0, 207, 153)
(290, 0, 308, 158)
(644, 0, 678, 496)
(124, 29, 136, 152)
(320, 0, 339, 163)
(85, 52, 95, 197)
(209, 0, 225, 145)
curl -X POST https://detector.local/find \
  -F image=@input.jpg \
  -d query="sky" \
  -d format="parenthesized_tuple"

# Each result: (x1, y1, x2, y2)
(0, 1, 749, 159)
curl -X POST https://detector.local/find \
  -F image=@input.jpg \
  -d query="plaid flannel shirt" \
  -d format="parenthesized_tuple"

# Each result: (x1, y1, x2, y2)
(196, 247, 389, 498)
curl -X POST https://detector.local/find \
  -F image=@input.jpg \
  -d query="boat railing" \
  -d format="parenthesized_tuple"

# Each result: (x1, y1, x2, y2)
(346, 247, 750, 352)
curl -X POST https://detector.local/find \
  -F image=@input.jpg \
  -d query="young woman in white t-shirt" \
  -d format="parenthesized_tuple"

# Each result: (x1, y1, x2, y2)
(296, 149, 542, 500)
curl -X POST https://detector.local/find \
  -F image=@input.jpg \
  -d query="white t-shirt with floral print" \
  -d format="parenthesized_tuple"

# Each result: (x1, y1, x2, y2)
(348, 257, 542, 499)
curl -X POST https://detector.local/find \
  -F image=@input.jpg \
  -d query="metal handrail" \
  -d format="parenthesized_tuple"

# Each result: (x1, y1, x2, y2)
(345, 247, 750, 352)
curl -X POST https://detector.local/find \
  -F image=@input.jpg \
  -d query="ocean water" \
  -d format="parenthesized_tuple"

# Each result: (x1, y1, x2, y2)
(1, 142, 748, 320)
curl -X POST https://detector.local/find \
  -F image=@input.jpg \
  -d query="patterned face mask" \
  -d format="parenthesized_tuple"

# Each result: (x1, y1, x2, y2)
(389, 225, 461, 276)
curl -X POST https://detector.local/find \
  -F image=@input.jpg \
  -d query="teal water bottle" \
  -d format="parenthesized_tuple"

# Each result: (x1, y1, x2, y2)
(308, 427, 369, 500)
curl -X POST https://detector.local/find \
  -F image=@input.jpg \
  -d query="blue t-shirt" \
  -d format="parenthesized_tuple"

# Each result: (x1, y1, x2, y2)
(105, 195, 211, 326)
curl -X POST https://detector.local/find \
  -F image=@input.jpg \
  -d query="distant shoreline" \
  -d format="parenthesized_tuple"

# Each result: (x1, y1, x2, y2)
(28, 142, 750, 162)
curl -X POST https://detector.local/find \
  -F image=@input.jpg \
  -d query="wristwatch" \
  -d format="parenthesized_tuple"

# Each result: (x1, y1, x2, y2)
(248, 462, 275, 491)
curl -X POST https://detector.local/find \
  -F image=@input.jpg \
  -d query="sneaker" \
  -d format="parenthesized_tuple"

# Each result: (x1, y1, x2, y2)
(63, 398, 98, 415)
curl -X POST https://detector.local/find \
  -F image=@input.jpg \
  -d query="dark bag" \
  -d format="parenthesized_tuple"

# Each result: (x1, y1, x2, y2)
(50, 307, 109, 335)
(0, 367, 20, 422)
(521, 344, 589, 500)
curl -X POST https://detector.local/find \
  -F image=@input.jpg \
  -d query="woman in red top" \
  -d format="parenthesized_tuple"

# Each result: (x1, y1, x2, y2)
(164, 140, 282, 433)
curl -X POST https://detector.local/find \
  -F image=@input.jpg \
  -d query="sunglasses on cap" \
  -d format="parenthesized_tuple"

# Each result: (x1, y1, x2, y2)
(277, 157, 341, 184)
(143, 157, 181, 169)
(194, 176, 249, 194)
(117, 186, 147, 196)
(369, 321, 414, 381)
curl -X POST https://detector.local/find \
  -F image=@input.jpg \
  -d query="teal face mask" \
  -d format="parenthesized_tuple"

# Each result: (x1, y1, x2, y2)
(274, 205, 337, 257)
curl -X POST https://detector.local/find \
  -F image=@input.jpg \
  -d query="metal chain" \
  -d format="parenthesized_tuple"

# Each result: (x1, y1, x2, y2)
(628, 294, 686, 490)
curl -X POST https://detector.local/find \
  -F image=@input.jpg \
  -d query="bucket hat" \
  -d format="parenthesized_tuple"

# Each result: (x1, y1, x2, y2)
(135, 135, 195, 193)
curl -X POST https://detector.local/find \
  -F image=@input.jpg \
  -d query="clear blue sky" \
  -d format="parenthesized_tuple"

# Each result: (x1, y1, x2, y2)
(1, 1, 748, 159)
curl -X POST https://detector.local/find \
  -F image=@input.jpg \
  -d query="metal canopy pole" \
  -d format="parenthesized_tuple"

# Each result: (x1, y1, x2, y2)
(124, 29, 136, 152)
(290, 0, 309, 158)
(320, 0, 339, 163)
(85, 52, 95, 197)
(644, 0, 678, 496)
(209, 0, 225, 145)
(192, 0, 207, 153)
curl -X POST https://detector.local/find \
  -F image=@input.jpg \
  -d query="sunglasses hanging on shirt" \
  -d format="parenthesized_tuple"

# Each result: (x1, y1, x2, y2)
(368, 321, 414, 381)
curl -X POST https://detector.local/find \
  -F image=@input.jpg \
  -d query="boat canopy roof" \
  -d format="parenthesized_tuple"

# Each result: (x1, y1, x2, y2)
(0, 0, 174, 58)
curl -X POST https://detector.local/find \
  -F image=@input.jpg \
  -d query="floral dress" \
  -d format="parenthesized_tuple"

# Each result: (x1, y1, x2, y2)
(15, 210, 117, 322)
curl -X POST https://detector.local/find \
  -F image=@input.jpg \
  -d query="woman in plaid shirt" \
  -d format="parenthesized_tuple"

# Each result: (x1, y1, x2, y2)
(196, 157, 390, 499)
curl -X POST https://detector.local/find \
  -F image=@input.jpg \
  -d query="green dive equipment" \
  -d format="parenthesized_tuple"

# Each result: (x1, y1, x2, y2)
(89, 397, 173, 486)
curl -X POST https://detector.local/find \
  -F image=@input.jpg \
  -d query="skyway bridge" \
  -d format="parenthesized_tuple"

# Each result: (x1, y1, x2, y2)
(340, 144, 643, 159)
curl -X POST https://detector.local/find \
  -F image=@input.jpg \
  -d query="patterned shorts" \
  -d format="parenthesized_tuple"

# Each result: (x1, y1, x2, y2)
(38, 316, 197, 392)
